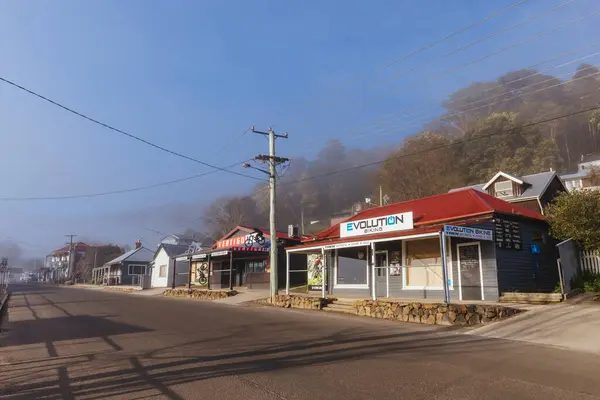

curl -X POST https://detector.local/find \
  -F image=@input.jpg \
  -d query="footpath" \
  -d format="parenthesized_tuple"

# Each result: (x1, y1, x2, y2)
(466, 298, 600, 355)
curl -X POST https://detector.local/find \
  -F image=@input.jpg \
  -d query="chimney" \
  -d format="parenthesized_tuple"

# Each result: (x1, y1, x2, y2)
(288, 225, 299, 238)
(134, 240, 142, 249)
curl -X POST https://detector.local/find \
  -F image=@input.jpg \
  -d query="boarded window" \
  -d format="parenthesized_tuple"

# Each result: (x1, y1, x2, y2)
(405, 238, 444, 288)
(159, 265, 167, 277)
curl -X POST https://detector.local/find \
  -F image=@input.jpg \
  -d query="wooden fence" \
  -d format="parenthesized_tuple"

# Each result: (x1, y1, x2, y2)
(581, 250, 600, 274)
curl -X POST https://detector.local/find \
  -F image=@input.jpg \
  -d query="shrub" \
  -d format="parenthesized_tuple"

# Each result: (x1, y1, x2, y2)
(64, 280, 74, 286)
(571, 271, 600, 293)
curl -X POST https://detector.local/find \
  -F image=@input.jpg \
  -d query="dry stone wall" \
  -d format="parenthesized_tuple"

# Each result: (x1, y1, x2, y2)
(270, 295, 327, 310)
(355, 301, 522, 325)
(163, 288, 236, 300)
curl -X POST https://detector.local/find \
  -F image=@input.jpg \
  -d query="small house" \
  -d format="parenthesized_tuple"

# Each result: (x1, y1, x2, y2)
(93, 241, 153, 286)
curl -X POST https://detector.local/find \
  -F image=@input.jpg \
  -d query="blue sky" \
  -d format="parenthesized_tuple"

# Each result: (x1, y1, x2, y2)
(0, 0, 598, 258)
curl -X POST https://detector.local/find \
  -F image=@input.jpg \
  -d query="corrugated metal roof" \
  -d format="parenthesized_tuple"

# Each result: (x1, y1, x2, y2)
(306, 189, 544, 245)
(160, 244, 190, 257)
(104, 247, 153, 266)
(449, 171, 559, 199)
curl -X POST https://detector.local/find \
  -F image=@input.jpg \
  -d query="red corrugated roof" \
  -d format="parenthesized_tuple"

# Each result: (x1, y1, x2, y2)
(51, 242, 90, 255)
(309, 189, 544, 243)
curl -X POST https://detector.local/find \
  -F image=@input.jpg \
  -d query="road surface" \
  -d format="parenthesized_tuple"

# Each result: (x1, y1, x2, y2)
(1, 284, 600, 399)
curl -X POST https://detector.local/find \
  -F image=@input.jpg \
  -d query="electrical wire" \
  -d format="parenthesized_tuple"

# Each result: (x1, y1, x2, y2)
(283, 106, 600, 186)
(293, 8, 600, 150)
(298, 49, 600, 154)
(322, 0, 577, 108)
(297, 0, 528, 105)
(0, 76, 262, 181)
(0, 159, 260, 201)
(350, 65, 600, 143)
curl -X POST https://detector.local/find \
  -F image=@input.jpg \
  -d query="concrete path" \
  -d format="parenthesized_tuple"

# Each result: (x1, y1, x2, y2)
(213, 289, 269, 305)
(467, 302, 600, 355)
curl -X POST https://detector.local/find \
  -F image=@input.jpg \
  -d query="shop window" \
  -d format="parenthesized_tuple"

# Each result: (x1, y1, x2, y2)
(159, 265, 167, 277)
(336, 247, 368, 286)
(246, 260, 266, 273)
(405, 239, 444, 288)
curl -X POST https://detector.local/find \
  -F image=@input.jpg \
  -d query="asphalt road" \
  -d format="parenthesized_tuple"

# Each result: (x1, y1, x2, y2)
(1, 284, 600, 400)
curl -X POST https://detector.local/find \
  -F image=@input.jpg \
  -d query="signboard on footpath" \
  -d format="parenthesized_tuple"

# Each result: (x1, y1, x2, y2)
(443, 225, 493, 241)
(340, 212, 414, 238)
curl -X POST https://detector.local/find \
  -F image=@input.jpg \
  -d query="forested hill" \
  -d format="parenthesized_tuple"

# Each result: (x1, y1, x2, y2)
(199, 63, 600, 237)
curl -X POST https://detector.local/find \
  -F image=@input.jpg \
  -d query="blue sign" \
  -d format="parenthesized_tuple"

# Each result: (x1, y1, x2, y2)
(530, 244, 541, 254)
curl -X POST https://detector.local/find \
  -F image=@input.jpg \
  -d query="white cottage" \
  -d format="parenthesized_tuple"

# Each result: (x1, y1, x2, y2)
(149, 243, 191, 288)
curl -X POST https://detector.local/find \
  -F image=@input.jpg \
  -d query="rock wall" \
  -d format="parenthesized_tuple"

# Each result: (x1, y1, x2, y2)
(163, 288, 237, 300)
(355, 301, 522, 325)
(270, 295, 327, 310)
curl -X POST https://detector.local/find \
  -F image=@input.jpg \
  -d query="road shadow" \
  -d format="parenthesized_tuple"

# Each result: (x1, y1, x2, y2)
(2, 315, 151, 347)
(0, 324, 518, 399)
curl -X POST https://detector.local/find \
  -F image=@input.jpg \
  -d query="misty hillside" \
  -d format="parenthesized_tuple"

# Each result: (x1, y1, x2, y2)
(196, 63, 600, 237)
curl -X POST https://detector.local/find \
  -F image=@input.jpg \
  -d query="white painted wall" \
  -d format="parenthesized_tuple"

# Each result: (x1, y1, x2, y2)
(151, 248, 169, 288)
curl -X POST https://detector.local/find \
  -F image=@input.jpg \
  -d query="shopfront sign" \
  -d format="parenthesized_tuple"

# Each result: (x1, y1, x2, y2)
(231, 247, 269, 253)
(324, 240, 371, 250)
(443, 225, 493, 241)
(210, 250, 229, 257)
(191, 254, 207, 260)
(340, 212, 413, 238)
(217, 235, 248, 248)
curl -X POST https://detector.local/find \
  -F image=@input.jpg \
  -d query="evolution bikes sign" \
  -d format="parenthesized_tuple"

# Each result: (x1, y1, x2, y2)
(340, 212, 414, 238)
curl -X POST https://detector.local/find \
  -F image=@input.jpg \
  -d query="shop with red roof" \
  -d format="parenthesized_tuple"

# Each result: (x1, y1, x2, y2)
(286, 189, 558, 302)
(175, 225, 307, 290)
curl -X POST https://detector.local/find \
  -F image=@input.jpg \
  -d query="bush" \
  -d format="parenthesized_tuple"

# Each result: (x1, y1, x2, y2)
(571, 272, 600, 293)
(64, 280, 74, 286)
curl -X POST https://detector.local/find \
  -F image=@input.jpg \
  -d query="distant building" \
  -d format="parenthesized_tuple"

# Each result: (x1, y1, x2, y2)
(45, 242, 89, 281)
(450, 171, 566, 215)
(560, 153, 600, 192)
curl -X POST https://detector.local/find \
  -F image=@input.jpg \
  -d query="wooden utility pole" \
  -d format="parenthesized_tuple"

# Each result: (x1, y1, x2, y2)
(250, 127, 289, 303)
(65, 234, 77, 281)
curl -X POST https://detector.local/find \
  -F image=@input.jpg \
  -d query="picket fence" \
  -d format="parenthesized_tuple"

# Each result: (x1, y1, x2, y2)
(581, 250, 600, 274)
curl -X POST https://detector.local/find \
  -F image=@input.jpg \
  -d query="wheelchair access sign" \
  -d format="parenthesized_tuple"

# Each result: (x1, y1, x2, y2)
(443, 225, 493, 241)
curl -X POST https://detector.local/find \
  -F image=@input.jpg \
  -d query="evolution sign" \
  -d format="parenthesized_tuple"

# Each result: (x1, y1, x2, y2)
(340, 212, 413, 238)
(443, 225, 493, 241)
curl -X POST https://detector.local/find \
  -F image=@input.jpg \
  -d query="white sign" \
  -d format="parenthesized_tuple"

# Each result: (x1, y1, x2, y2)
(324, 241, 371, 250)
(340, 212, 413, 238)
(443, 225, 493, 241)
(211, 250, 229, 257)
(191, 254, 207, 260)
(175, 256, 189, 261)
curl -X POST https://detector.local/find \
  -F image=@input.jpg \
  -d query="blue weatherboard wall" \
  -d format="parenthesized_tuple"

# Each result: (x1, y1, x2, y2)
(494, 216, 558, 293)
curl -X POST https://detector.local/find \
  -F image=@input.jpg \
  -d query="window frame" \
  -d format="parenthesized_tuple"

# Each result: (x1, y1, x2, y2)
(128, 264, 147, 275)
(158, 264, 167, 277)
(494, 180, 514, 198)
(401, 237, 453, 291)
(333, 247, 370, 289)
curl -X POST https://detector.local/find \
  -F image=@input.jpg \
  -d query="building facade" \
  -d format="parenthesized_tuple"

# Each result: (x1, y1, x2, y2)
(286, 189, 558, 302)
(560, 153, 600, 192)
(450, 171, 566, 214)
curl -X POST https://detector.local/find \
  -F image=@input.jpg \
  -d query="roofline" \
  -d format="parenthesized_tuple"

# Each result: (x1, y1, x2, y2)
(482, 171, 524, 190)
(538, 172, 566, 197)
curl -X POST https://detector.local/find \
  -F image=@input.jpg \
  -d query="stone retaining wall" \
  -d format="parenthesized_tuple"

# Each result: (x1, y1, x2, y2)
(499, 292, 563, 304)
(163, 288, 237, 300)
(355, 301, 522, 326)
(270, 295, 328, 310)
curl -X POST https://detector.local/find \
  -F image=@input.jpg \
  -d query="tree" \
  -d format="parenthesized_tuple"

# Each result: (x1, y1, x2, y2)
(378, 132, 466, 201)
(74, 245, 124, 283)
(203, 196, 261, 237)
(546, 191, 600, 251)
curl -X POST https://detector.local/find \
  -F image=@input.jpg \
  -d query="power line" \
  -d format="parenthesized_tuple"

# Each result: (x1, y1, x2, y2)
(340, 62, 600, 145)
(321, 0, 576, 108)
(0, 76, 262, 181)
(298, 0, 528, 104)
(283, 106, 600, 185)
(356, 65, 600, 143)
(294, 7, 600, 151)
(298, 46, 600, 154)
(0, 159, 260, 201)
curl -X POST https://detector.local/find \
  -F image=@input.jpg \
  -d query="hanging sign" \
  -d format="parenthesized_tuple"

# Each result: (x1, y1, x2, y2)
(443, 225, 493, 241)
(340, 212, 413, 238)
(210, 250, 229, 257)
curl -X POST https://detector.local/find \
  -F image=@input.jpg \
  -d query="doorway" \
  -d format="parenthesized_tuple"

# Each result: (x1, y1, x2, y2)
(375, 250, 388, 297)
(457, 242, 484, 301)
